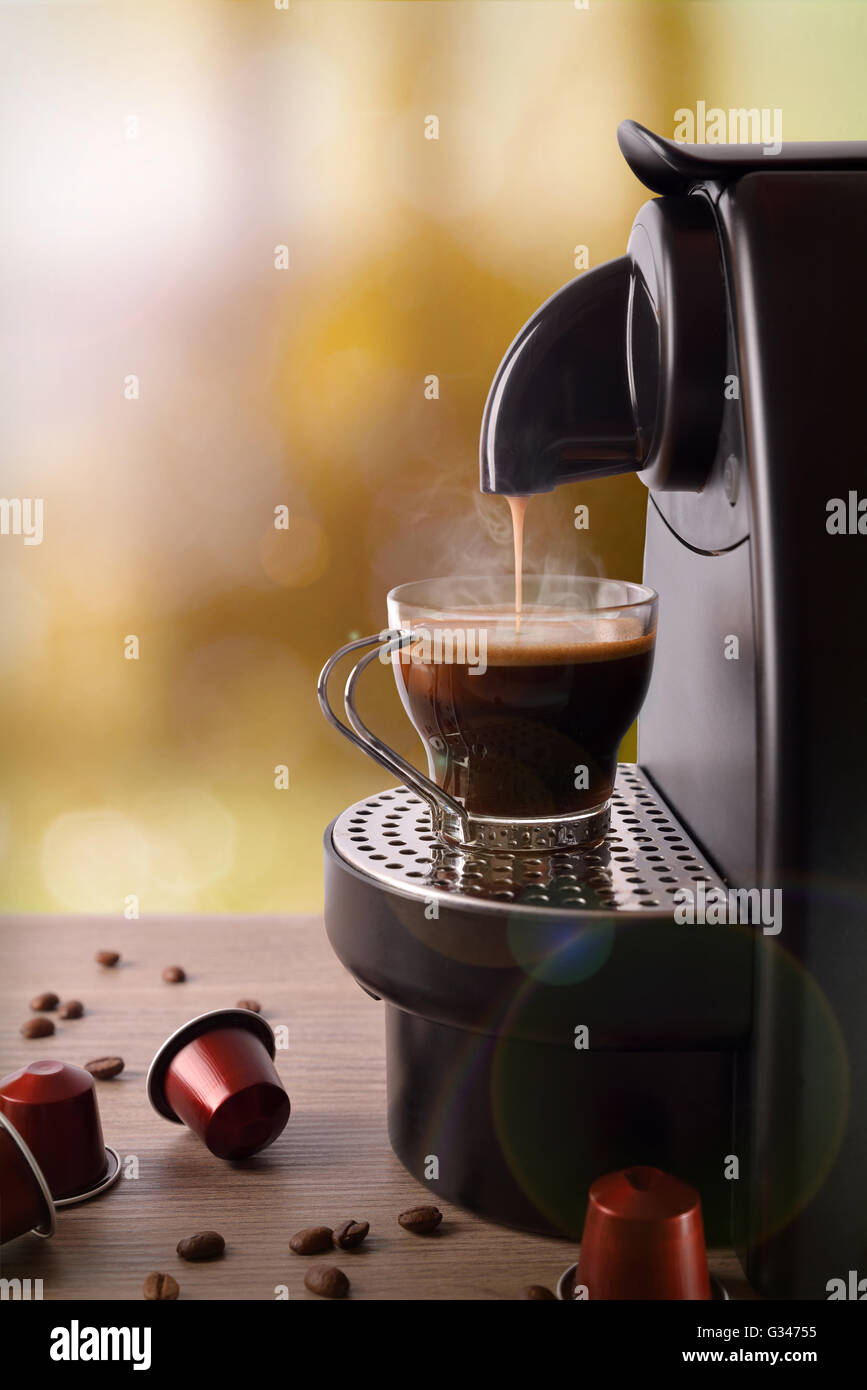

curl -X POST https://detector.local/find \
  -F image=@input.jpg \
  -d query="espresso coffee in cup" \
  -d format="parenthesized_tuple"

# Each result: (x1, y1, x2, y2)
(319, 573, 657, 852)
(394, 609, 654, 821)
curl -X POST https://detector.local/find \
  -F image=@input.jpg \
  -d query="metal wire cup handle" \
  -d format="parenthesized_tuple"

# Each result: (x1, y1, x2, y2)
(317, 632, 473, 847)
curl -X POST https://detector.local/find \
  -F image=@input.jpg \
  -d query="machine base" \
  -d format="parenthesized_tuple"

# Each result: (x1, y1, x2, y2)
(325, 770, 750, 1250)
(385, 1004, 735, 1244)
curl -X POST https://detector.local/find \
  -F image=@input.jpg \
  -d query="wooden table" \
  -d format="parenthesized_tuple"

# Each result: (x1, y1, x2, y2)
(0, 915, 756, 1301)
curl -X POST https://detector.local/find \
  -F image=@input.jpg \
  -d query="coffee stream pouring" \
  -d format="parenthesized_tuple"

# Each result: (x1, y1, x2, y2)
(321, 121, 867, 1299)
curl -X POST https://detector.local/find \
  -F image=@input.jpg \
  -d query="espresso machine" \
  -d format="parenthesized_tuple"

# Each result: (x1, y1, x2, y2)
(320, 121, 867, 1299)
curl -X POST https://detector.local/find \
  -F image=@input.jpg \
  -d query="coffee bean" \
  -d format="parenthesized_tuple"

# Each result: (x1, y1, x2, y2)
(85, 1056, 124, 1080)
(58, 1000, 84, 1019)
(519, 1284, 557, 1300)
(95, 950, 120, 967)
(236, 999, 261, 1013)
(21, 1016, 55, 1038)
(143, 1272, 179, 1301)
(29, 991, 59, 1012)
(398, 1205, 443, 1235)
(304, 1265, 349, 1299)
(333, 1219, 369, 1250)
(176, 1231, 225, 1262)
(290, 1226, 333, 1256)
(162, 965, 186, 983)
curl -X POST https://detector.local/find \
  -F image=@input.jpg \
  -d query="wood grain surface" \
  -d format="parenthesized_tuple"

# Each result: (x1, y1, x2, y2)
(0, 915, 757, 1301)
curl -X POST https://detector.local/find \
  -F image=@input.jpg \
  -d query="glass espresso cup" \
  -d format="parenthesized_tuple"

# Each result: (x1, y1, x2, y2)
(318, 575, 657, 851)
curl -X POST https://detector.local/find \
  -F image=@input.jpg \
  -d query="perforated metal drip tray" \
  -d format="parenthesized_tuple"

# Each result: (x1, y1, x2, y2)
(331, 764, 726, 914)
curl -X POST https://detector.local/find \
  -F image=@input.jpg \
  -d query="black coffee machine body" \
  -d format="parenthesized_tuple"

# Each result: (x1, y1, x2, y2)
(322, 123, 867, 1299)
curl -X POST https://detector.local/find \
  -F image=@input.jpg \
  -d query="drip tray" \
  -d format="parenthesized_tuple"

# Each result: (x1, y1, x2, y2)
(331, 764, 725, 914)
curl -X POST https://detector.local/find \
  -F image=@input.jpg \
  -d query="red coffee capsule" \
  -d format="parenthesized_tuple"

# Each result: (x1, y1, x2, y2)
(0, 1110, 56, 1245)
(0, 1061, 121, 1206)
(573, 1165, 712, 1300)
(147, 1008, 290, 1160)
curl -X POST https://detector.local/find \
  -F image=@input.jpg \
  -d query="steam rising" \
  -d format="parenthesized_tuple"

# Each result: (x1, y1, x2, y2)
(370, 464, 605, 616)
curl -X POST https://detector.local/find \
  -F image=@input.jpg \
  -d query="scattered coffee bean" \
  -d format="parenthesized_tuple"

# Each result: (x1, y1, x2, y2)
(21, 1016, 55, 1039)
(95, 950, 120, 967)
(236, 999, 261, 1013)
(290, 1226, 333, 1256)
(85, 1056, 124, 1080)
(304, 1265, 349, 1299)
(176, 1231, 225, 1262)
(29, 991, 59, 1012)
(58, 999, 84, 1019)
(143, 1272, 179, 1301)
(519, 1284, 557, 1300)
(163, 965, 186, 983)
(333, 1219, 369, 1250)
(398, 1205, 443, 1235)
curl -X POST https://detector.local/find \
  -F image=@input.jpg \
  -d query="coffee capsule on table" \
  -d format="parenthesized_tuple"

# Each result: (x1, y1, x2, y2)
(572, 1165, 712, 1300)
(0, 1060, 121, 1207)
(147, 1008, 290, 1159)
(0, 1110, 56, 1244)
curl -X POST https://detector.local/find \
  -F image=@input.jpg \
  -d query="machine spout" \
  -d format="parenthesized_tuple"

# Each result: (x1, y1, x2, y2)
(479, 255, 642, 495)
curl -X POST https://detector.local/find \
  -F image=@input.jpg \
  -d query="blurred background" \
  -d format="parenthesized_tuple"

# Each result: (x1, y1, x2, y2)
(0, 0, 864, 915)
